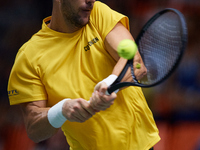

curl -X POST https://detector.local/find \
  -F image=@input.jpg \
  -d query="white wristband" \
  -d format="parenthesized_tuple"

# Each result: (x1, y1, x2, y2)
(47, 99, 70, 128)
(101, 74, 119, 95)
(102, 74, 118, 87)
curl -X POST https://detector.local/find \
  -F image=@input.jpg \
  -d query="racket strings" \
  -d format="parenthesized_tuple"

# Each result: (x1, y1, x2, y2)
(138, 11, 185, 85)
(107, 8, 187, 93)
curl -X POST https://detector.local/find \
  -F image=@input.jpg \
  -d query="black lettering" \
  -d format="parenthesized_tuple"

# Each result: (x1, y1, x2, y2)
(92, 39, 96, 43)
(84, 45, 90, 51)
(95, 37, 99, 42)
(88, 41, 93, 46)
(84, 37, 99, 52)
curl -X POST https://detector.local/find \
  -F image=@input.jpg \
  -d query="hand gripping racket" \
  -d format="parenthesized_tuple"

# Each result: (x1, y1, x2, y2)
(107, 8, 188, 94)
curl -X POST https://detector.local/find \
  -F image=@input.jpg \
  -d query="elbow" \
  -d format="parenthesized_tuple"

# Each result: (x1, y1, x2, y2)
(29, 137, 41, 143)
(26, 123, 50, 143)
(25, 122, 58, 143)
(26, 128, 43, 143)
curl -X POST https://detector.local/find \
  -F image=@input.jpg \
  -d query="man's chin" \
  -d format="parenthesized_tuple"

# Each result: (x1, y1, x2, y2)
(76, 18, 90, 28)
(81, 16, 90, 25)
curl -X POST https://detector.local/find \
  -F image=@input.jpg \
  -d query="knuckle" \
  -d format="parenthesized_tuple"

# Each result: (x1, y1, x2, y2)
(101, 84, 107, 89)
(67, 114, 74, 121)
(74, 104, 79, 109)
(104, 97, 111, 103)
(69, 109, 76, 116)
(76, 98, 83, 103)
(91, 105, 98, 110)
(80, 120, 85, 123)
(102, 107, 107, 110)
(87, 113, 93, 118)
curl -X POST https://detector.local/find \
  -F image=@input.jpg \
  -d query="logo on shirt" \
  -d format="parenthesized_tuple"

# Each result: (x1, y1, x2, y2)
(8, 90, 19, 97)
(84, 37, 99, 51)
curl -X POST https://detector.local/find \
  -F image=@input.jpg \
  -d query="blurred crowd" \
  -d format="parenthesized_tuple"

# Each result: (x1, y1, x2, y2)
(0, 0, 199, 149)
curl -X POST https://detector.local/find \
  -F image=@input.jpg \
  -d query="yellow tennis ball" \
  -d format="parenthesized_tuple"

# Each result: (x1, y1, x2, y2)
(117, 39, 138, 60)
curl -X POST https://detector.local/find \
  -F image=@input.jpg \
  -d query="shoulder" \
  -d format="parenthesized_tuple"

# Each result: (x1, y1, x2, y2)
(89, 1, 129, 41)
(90, 1, 128, 26)
(91, 1, 115, 18)
(93, 1, 110, 10)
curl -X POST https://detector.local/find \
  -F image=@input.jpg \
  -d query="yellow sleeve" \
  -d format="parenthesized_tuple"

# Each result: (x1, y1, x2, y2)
(90, 1, 130, 41)
(7, 46, 47, 105)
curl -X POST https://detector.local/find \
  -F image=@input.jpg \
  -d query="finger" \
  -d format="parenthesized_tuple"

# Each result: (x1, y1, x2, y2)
(90, 90, 116, 110)
(69, 108, 92, 123)
(81, 101, 96, 116)
(78, 109, 93, 120)
(64, 108, 85, 123)
(74, 102, 95, 120)
(110, 92, 117, 100)
(90, 94, 115, 111)
(99, 92, 116, 104)
(94, 91, 115, 105)
(90, 100, 108, 111)
(94, 100, 114, 111)
(94, 91, 109, 105)
(92, 90, 108, 104)
(89, 94, 101, 110)
(94, 82, 101, 91)
(99, 82, 108, 96)
(68, 114, 84, 123)
(89, 95, 105, 111)
(69, 99, 93, 121)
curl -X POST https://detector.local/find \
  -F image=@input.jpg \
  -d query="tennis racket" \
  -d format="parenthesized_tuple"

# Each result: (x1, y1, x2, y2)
(107, 8, 188, 94)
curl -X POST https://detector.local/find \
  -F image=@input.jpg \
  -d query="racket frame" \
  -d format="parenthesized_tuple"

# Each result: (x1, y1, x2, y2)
(107, 8, 188, 94)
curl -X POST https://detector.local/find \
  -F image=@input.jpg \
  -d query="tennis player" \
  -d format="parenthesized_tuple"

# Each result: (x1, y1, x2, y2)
(7, 0, 160, 149)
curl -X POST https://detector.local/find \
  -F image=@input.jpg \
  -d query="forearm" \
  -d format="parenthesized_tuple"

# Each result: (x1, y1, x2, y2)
(20, 102, 59, 143)
(105, 23, 147, 81)
(112, 52, 147, 82)
(20, 99, 96, 143)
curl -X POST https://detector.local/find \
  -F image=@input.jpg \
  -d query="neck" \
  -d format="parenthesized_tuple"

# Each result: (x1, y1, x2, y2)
(48, 1, 80, 33)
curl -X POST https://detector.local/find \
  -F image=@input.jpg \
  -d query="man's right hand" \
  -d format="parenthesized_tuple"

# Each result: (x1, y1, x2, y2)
(89, 82, 117, 111)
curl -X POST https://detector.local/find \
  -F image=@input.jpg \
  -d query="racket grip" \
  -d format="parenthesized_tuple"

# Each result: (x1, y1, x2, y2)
(105, 89, 119, 95)
(87, 89, 118, 103)
(94, 74, 118, 95)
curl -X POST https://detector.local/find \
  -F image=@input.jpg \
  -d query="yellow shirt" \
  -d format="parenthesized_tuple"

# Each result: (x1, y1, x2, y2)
(8, 1, 160, 150)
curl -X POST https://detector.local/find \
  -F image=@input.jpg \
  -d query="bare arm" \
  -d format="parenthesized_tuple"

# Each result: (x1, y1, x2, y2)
(20, 99, 96, 143)
(105, 22, 147, 80)
(20, 100, 56, 143)
(90, 22, 147, 111)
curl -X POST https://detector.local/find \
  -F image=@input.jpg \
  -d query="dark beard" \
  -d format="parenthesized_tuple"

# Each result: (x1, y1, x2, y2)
(61, 1, 90, 29)
(67, 12, 90, 29)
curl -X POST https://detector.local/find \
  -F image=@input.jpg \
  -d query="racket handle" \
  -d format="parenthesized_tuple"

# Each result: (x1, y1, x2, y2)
(87, 89, 118, 103)
(95, 74, 118, 95)
(105, 89, 119, 95)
